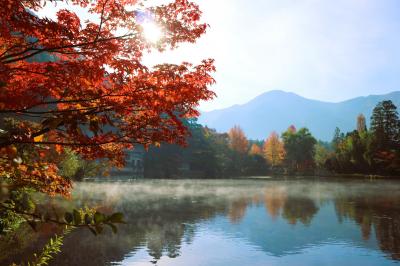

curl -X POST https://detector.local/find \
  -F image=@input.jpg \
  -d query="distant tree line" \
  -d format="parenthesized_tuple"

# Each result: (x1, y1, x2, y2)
(144, 121, 318, 177)
(144, 100, 400, 178)
(325, 100, 400, 175)
(144, 120, 269, 178)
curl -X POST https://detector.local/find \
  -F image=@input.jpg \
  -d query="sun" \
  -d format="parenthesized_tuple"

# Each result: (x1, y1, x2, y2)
(142, 22, 163, 43)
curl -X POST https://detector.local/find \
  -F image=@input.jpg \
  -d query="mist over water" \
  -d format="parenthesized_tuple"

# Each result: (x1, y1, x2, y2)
(3, 178, 400, 266)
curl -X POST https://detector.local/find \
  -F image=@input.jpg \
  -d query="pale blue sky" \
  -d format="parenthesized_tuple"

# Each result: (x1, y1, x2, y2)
(38, 0, 400, 111)
(145, 0, 400, 111)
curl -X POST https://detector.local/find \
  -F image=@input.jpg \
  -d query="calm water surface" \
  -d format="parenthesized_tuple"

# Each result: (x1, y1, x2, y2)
(3, 178, 400, 265)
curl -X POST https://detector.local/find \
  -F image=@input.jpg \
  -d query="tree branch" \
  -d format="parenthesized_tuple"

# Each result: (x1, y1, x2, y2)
(2, 33, 136, 64)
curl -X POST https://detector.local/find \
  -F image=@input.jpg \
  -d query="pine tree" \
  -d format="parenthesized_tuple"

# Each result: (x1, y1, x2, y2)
(370, 100, 400, 149)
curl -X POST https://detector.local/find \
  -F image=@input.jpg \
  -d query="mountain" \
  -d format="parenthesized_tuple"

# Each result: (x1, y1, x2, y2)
(198, 90, 400, 141)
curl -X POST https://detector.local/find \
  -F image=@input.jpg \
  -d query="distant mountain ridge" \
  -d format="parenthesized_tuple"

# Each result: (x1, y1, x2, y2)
(198, 90, 400, 141)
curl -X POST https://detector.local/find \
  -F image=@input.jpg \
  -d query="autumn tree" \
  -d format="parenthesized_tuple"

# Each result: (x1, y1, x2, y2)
(325, 102, 400, 175)
(0, 0, 215, 235)
(357, 114, 367, 133)
(263, 131, 284, 167)
(228, 125, 248, 154)
(249, 143, 262, 156)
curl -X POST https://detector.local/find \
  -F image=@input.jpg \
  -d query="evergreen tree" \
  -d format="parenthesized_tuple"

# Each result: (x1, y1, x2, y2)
(370, 100, 400, 149)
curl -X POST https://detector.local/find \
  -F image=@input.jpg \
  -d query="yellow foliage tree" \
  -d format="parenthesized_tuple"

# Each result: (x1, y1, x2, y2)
(263, 132, 285, 166)
(228, 125, 249, 154)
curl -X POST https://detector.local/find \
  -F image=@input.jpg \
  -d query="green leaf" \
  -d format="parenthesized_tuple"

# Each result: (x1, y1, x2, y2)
(73, 209, 81, 225)
(64, 212, 73, 224)
(108, 212, 125, 223)
(21, 192, 35, 211)
(93, 212, 104, 224)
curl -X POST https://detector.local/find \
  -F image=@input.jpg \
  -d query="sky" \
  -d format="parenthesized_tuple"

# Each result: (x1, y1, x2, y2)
(143, 0, 400, 111)
(38, 0, 400, 111)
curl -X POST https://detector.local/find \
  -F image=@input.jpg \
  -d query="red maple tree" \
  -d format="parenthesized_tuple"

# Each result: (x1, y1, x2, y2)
(0, 0, 215, 196)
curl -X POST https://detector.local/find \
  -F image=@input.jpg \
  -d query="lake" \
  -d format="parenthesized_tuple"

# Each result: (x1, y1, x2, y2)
(2, 178, 400, 266)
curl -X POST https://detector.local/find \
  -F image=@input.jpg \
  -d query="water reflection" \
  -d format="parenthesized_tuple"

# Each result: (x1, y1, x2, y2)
(334, 191, 400, 260)
(2, 179, 400, 266)
(264, 186, 286, 219)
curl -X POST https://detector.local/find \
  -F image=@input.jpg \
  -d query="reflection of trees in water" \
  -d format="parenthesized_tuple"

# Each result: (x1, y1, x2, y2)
(228, 198, 249, 223)
(2, 195, 231, 266)
(54, 197, 230, 265)
(4, 181, 400, 265)
(375, 213, 400, 260)
(282, 197, 319, 225)
(228, 185, 319, 226)
(335, 195, 400, 260)
(146, 221, 184, 260)
(263, 186, 319, 225)
(263, 187, 287, 219)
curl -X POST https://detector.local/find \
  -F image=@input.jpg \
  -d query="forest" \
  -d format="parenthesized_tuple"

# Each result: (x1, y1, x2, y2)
(144, 100, 400, 177)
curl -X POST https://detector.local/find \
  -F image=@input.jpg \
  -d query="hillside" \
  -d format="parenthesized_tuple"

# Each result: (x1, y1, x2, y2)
(198, 90, 400, 141)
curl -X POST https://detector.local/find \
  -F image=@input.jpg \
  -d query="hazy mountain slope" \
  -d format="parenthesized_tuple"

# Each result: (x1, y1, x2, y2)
(198, 90, 400, 141)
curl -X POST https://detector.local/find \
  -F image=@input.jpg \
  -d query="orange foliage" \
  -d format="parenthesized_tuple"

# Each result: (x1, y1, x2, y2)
(0, 0, 215, 196)
(249, 143, 262, 156)
(263, 132, 285, 166)
(228, 198, 249, 223)
(263, 186, 287, 219)
(228, 125, 249, 154)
